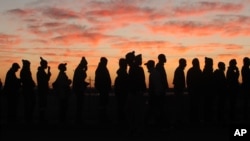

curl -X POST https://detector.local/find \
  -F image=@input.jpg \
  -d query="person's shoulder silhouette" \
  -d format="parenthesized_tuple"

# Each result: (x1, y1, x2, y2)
(4, 63, 21, 92)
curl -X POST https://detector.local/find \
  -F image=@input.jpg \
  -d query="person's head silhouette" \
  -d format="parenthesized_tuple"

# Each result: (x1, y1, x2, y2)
(192, 58, 200, 68)
(179, 58, 187, 69)
(40, 57, 48, 69)
(58, 63, 67, 72)
(11, 63, 20, 72)
(119, 58, 127, 69)
(134, 54, 142, 66)
(218, 62, 225, 71)
(158, 54, 166, 63)
(144, 60, 155, 72)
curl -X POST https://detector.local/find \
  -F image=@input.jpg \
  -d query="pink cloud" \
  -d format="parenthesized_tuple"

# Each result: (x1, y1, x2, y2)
(51, 32, 118, 46)
(148, 15, 250, 37)
(42, 7, 81, 20)
(0, 33, 22, 47)
(6, 8, 35, 16)
(174, 2, 243, 17)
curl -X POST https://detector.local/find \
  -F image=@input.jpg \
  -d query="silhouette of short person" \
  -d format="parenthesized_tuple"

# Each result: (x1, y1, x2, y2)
(125, 52, 146, 135)
(53, 63, 72, 123)
(213, 62, 227, 124)
(173, 58, 186, 125)
(37, 57, 51, 123)
(241, 57, 250, 122)
(72, 57, 89, 124)
(114, 58, 129, 125)
(4, 63, 21, 123)
(20, 59, 36, 123)
(202, 57, 215, 123)
(227, 59, 240, 122)
(145, 60, 165, 128)
(187, 58, 203, 123)
(95, 57, 111, 122)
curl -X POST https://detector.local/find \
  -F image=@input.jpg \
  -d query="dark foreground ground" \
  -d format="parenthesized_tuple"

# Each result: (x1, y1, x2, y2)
(0, 90, 249, 140)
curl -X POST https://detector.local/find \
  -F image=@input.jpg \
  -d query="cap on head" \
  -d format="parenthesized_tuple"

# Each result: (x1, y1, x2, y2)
(58, 63, 67, 70)
(144, 60, 155, 68)
(40, 57, 48, 66)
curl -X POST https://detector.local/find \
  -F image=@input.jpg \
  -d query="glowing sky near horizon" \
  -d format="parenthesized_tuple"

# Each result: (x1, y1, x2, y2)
(0, 0, 250, 88)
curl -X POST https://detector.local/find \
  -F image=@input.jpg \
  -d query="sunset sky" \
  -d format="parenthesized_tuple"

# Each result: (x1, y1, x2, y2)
(0, 0, 250, 88)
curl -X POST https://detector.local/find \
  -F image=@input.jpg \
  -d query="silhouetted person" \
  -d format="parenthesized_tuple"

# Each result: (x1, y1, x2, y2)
(4, 63, 21, 123)
(37, 57, 51, 123)
(73, 57, 89, 124)
(145, 60, 165, 128)
(173, 58, 187, 95)
(155, 54, 169, 91)
(53, 63, 72, 124)
(173, 58, 186, 125)
(202, 57, 215, 123)
(187, 58, 202, 124)
(213, 62, 227, 124)
(20, 59, 36, 124)
(241, 57, 250, 122)
(155, 54, 168, 126)
(226, 59, 240, 123)
(95, 57, 111, 123)
(114, 58, 129, 126)
(126, 52, 146, 135)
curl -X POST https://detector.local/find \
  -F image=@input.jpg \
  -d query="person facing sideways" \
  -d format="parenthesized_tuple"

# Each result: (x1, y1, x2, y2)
(173, 58, 187, 125)
(241, 57, 250, 122)
(186, 58, 203, 124)
(53, 63, 72, 123)
(95, 57, 111, 123)
(213, 62, 227, 124)
(72, 57, 89, 124)
(145, 60, 165, 128)
(173, 58, 187, 95)
(20, 59, 36, 124)
(155, 54, 169, 91)
(226, 59, 240, 122)
(3, 63, 21, 123)
(37, 57, 51, 123)
(114, 58, 129, 126)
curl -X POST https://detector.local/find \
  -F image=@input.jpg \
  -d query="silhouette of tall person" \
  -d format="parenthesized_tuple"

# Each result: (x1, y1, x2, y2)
(173, 58, 187, 124)
(4, 63, 21, 123)
(73, 57, 89, 124)
(241, 57, 250, 122)
(95, 57, 111, 123)
(114, 58, 129, 126)
(155, 54, 169, 91)
(202, 57, 215, 123)
(226, 59, 240, 123)
(213, 62, 227, 124)
(126, 52, 146, 135)
(145, 60, 165, 128)
(37, 57, 51, 123)
(53, 63, 72, 123)
(20, 60, 36, 124)
(187, 58, 202, 124)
